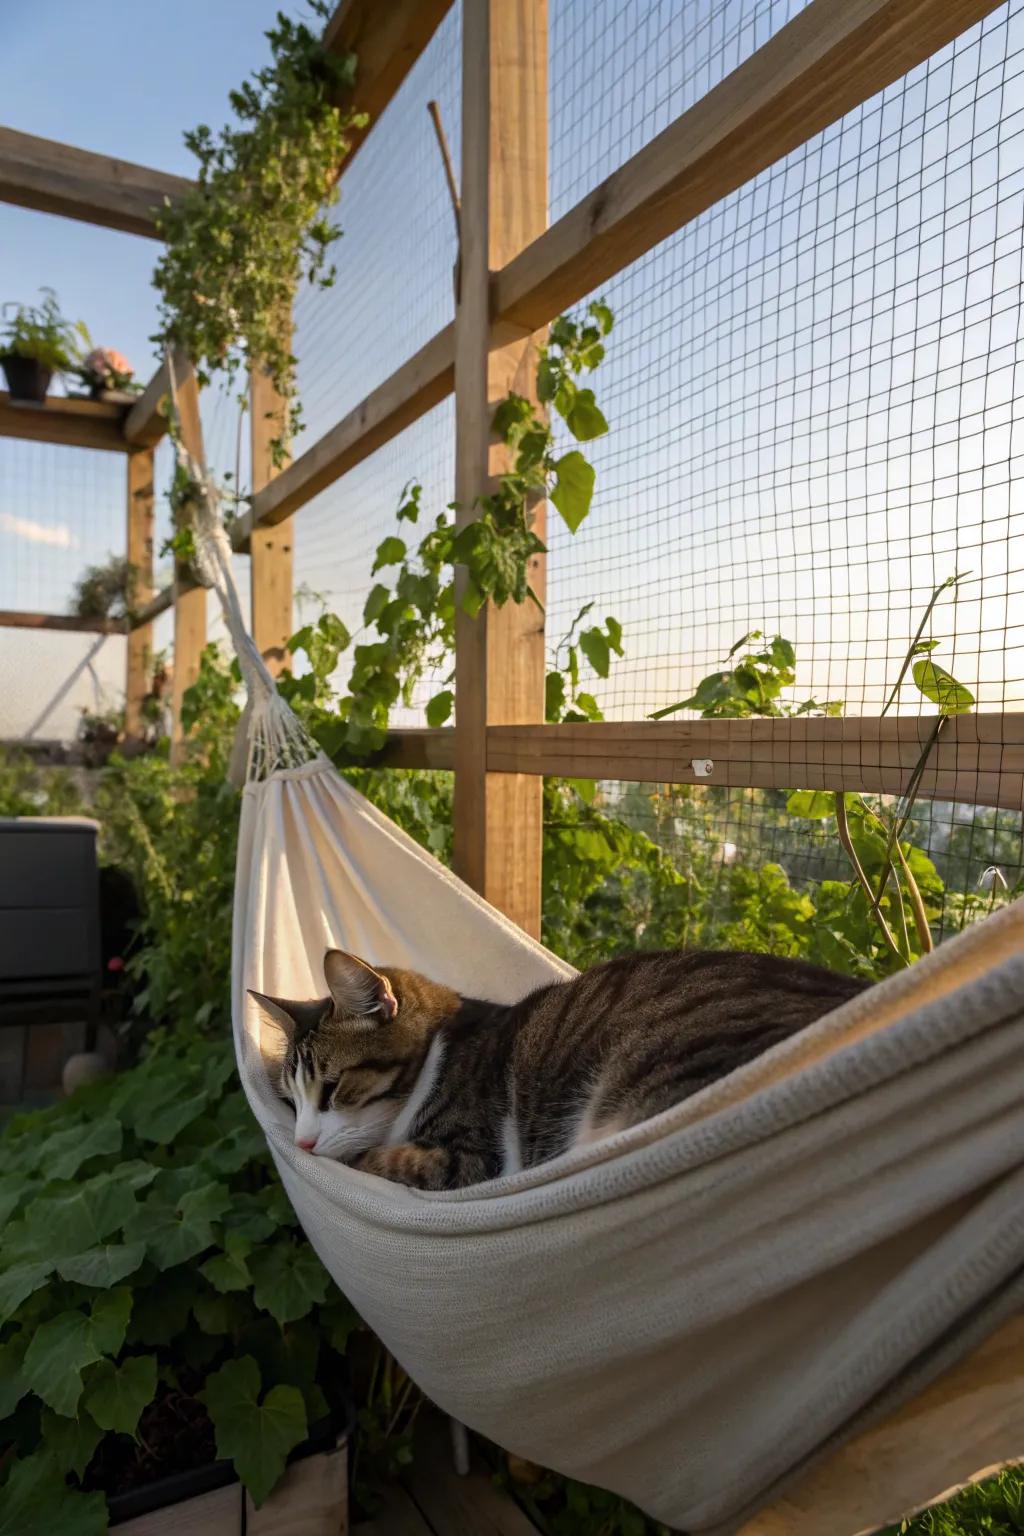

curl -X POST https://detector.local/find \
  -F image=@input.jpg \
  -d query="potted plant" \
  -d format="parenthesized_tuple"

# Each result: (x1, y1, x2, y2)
(77, 346, 142, 399)
(0, 288, 88, 403)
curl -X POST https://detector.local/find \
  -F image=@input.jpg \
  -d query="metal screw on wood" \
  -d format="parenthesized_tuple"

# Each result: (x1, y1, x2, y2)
(691, 759, 714, 777)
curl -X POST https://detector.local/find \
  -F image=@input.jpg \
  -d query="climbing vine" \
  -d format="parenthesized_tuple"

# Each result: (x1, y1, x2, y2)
(153, 4, 363, 458)
(279, 300, 620, 755)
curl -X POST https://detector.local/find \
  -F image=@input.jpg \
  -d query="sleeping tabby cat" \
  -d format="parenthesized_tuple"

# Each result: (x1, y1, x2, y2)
(251, 948, 867, 1189)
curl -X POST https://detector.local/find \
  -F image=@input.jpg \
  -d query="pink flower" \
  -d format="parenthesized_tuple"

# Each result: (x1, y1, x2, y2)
(83, 347, 134, 382)
(107, 955, 125, 973)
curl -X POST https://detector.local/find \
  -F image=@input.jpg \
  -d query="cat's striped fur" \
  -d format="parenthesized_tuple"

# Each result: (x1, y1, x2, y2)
(252, 948, 868, 1189)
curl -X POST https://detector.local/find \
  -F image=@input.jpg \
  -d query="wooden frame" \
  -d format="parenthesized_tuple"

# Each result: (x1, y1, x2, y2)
(125, 449, 156, 739)
(0, 610, 126, 636)
(0, 391, 131, 453)
(250, 363, 293, 675)
(169, 363, 207, 759)
(0, 126, 189, 238)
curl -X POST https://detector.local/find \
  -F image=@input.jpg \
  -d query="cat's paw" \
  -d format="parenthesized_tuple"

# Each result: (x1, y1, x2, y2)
(353, 1143, 448, 1188)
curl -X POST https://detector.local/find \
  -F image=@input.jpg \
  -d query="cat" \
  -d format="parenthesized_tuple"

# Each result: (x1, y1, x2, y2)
(251, 947, 868, 1189)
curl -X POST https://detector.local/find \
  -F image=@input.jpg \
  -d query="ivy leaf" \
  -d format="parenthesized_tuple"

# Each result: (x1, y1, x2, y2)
(536, 355, 559, 404)
(491, 393, 532, 438)
(23, 1289, 131, 1416)
(605, 616, 623, 656)
(425, 690, 453, 728)
(0, 1332, 28, 1417)
(363, 583, 389, 625)
(0, 1261, 53, 1324)
(136, 1088, 210, 1145)
(545, 670, 566, 723)
(24, 1173, 139, 1262)
(33, 1116, 122, 1180)
(201, 1355, 307, 1507)
(579, 627, 610, 679)
(564, 388, 609, 442)
(568, 778, 597, 805)
(194, 1291, 234, 1334)
(125, 1181, 231, 1269)
(571, 692, 603, 722)
(0, 1174, 26, 1226)
(40, 1407, 103, 1478)
(84, 1354, 158, 1436)
(588, 299, 614, 335)
(912, 659, 975, 715)
(249, 1239, 330, 1325)
(371, 536, 406, 575)
(56, 1242, 147, 1289)
(0, 1453, 107, 1536)
(551, 451, 595, 533)
(201, 1232, 253, 1293)
(786, 790, 835, 819)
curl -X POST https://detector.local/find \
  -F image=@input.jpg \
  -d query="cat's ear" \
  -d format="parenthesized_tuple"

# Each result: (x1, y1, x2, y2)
(248, 990, 302, 1041)
(323, 950, 398, 1024)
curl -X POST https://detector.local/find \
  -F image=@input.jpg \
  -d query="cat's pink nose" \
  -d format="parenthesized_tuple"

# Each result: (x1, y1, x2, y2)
(295, 1137, 317, 1152)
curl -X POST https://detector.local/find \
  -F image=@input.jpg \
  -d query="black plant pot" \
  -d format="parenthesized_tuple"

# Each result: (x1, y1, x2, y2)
(1, 353, 53, 403)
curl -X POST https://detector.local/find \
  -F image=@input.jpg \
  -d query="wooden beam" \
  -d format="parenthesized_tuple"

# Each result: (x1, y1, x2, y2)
(0, 392, 130, 452)
(375, 729, 455, 771)
(484, 716, 1024, 814)
(233, 325, 454, 548)
(125, 449, 156, 739)
(324, 0, 455, 169)
(453, 0, 548, 938)
(123, 350, 187, 448)
(0, 126, 189, 239)
(0, 609, 125, 635)
(249, 363, 293, 675)
(493, 0, 1006, 335)
(170, 364, 207, 761)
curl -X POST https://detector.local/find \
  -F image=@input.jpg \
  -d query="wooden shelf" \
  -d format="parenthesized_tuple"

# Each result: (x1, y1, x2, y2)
(0, 391, 131, 452)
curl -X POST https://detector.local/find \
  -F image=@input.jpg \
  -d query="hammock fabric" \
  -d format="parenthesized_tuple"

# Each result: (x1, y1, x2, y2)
(191, 459, 1024, 1534)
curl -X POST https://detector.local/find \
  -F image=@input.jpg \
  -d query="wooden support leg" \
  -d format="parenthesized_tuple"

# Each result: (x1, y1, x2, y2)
(250, 363, 293, 675)
(125, 447, 155, 740)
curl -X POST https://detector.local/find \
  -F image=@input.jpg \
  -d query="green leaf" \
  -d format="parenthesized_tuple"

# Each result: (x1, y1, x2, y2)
(491, 393, 532, 439)
(201, 1355, 307, 1507)
(371, 536, 406, 575)
(56, 1242, 147, 1288)
(564, 388, 609, 441)
(201, 1233, 253, 1293)
(41, 1407, 103, 1478)
(551, 450, 595, 533)
(24, 1173, 138, 1262)
(363, 582, 389, 625)
(23, 1290, 131, 1416)
(249, 1239, 330, 1325)
(912, 659, 975, 715)
(0, 1453, 107, 1536)
(136, 1088, 210, 1144)
(588, 299, 614, 335)
(124, 1181, 231, 1269)
(35, 1117, 122, 1180)
(194, 1291, 233, 1334)
(786, 790, 835, 819)
(0, 1261, 53, 1323)
(545, 670, 566, 723)
(425, 690, 453, 728)
(605, 615, 623, 656)
(84, 1355, 157, 1436)
(0, 1332, 28, 1417)
(568, 778, 597, 805)
(579, 627, 610, 679)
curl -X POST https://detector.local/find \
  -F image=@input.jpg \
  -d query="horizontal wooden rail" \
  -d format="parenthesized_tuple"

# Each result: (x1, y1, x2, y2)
(233, 324, 455, 548)
(494, 0, 1005, 333)
(375, 716, 1024, 813)
(0, 609, 126, 635)
(0, 126, 189, 238)
(0, 392, 131, 452)
(324, 0, 455, 169)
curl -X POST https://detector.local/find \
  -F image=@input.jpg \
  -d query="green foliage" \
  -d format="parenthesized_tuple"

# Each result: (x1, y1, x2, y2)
(651, 631, 841, 720)
(0, 1032, 357, 1518)
(0, 288, 89, 371)
(881, 1465, 1024, 1534)
(153, 5, 364, 459)
(71, 556, 138, 623)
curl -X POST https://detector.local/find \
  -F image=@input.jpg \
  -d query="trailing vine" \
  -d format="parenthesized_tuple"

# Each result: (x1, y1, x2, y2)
(153, 4, 363, 459)
(279, 300, 620, 755)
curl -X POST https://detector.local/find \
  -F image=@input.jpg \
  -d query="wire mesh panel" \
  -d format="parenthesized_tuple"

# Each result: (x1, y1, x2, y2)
(540, 0, 1024, 952)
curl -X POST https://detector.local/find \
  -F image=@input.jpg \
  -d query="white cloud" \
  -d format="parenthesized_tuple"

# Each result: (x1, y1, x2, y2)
(0, 512, 78, 549)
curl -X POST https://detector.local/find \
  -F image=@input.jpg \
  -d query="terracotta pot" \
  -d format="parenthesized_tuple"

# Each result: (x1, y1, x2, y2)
(1, 353, 52, 403)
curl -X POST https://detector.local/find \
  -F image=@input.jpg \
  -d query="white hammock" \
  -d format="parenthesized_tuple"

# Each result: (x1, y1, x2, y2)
(191, 462, 1024, 1534)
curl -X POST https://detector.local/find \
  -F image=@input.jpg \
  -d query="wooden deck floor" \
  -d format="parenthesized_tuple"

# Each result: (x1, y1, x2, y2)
(358, 1420, 539, 1536)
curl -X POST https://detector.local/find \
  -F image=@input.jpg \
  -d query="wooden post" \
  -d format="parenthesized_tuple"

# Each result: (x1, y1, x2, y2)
(453, 0, 548, 937)
(170, 363, 206, 761)
(250, 365, 293, 675)
(124, 447, 155, 739)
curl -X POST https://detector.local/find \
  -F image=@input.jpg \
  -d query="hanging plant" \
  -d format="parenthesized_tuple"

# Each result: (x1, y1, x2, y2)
(152, 3, 364, 461)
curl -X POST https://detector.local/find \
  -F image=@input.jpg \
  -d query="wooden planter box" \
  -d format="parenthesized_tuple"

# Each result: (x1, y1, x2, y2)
(110, 1434, 348, 1535)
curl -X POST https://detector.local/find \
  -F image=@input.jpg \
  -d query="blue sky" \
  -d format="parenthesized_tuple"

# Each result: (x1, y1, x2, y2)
(1, 0, 1022, 743)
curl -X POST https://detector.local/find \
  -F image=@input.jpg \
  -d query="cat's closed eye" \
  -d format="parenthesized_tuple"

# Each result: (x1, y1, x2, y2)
(319, 1079, 338, 1111)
